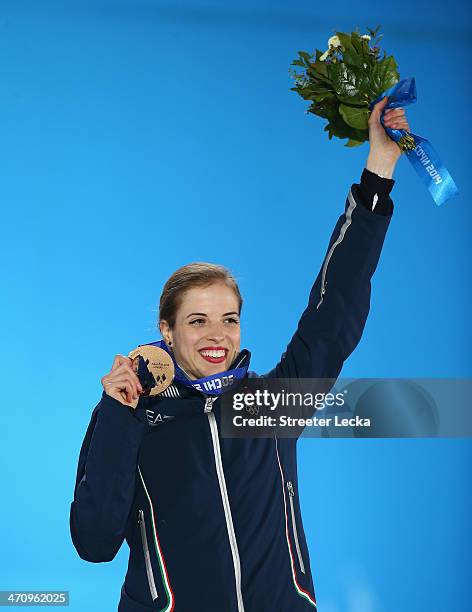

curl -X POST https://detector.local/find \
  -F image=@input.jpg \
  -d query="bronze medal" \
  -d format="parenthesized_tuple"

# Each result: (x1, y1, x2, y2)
(128, 345, 175, 396)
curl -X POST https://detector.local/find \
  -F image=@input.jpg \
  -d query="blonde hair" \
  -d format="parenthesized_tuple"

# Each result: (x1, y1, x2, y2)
(159, 262, 243, 329)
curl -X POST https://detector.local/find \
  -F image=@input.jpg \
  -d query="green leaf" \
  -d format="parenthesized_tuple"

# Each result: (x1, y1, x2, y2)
(310, 96, 339, 121)
(339, 103, 370, 130)
(324, 112, 368, 142)
(298, 51, 313, 63)
(310, 61, 330, 80)
(368, 55, 399, 98)
(367, 25, 382, 38)
(345, 138, 364, 148)
(350, 34, 365, 56)
(327, 62, 370, 99)
(302, 89, 321, 101)
(315, 91, 336, 101)
(306, 67, 326, 82)
(342, 48, 363, 69)
(336, 31, 354, 51)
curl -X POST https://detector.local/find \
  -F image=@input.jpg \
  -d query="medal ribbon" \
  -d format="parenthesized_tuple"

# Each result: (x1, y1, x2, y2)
(144, 340, 249, 396)
(369, 77, 459, 206)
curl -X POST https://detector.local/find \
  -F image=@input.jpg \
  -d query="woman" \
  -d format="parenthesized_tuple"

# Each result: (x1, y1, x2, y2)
(70, 98, 410, 611)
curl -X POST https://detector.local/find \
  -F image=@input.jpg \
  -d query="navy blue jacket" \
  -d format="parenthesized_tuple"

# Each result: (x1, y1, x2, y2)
(70, 170, 394, 611)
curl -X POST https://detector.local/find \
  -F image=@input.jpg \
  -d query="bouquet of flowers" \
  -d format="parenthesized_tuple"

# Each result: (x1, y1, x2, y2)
(288, 26, 459, 205)
(289, 26, 406, 147)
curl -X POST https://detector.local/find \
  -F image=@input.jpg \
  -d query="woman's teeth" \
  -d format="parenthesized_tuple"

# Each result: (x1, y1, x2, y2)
(199, 349, 227, 363)
(200, 350, 225, 358)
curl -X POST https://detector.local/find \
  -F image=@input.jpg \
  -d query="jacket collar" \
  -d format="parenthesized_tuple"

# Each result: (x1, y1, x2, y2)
(173, 348, 252, 397)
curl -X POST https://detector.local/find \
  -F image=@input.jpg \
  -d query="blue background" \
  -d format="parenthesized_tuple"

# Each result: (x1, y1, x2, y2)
(1, 1, 470, 610)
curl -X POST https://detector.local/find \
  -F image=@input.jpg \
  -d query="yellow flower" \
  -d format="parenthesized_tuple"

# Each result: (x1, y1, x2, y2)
(328, 35, 341, 48)
(319, 34, 341, 61)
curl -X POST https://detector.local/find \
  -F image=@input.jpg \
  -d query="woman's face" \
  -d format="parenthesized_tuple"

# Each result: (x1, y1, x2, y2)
(160, 282, 241, 380)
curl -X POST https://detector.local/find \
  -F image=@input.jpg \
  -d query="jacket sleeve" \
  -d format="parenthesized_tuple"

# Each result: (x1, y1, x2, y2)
(69, 391, 147, 563)
(264, 173, 393, 380)
(357, 167, 395, 216)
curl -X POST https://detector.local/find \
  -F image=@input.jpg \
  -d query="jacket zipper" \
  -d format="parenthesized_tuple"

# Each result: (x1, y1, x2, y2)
(205, 396, 245, 612)
(137, 508, 159, 601)
(286, 481, 305, 574)
(275, 438, 317, 608)
(173, 357, 248, 610)
(316, 190, 357, 309)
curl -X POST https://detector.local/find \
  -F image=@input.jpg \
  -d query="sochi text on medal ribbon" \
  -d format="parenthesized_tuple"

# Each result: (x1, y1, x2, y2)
(194, 374, 234, 392)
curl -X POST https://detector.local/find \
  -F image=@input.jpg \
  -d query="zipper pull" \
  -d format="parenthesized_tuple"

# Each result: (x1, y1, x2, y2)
(287, 481, 294, 496)
(204, 397, 215, 413)
(137, 509, 143, 524)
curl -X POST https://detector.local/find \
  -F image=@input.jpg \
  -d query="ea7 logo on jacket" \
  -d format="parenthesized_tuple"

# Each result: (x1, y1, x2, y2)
(146, 409, 175, 427)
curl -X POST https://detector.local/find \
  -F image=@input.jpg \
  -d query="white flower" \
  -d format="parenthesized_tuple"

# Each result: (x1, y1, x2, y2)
(361, 34, 371, 41)
(319, 34, 341, 61)
(328, 35, 341, 48)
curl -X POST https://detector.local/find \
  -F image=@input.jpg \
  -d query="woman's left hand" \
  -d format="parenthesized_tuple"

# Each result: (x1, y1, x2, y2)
(368, 96, 411, 163)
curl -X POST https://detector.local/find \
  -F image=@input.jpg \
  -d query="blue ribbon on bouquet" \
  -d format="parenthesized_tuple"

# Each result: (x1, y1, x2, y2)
(369, 77, 459, 206)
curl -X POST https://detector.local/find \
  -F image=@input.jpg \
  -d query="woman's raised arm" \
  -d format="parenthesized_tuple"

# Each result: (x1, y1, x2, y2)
(264, 97, 409, 380)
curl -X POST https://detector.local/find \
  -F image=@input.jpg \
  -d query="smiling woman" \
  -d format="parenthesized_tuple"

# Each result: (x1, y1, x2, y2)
(70, 98, 407, 612)
(159, 264, 242, 380)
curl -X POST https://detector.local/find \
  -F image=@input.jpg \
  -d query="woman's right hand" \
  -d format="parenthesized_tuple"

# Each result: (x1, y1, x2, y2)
(101, 355, 143, 409)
